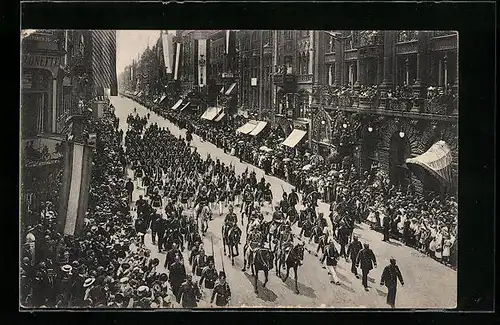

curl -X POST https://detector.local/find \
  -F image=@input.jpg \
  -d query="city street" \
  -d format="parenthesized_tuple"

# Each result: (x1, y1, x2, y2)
(111, 95, 457, 309)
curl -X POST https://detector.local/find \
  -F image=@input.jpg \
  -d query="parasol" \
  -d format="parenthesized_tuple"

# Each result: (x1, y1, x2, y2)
(302, 164, 312, 171)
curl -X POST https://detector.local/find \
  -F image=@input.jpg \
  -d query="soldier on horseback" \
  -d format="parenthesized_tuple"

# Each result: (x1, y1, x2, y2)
(242, 220, 264, 272)
(223, 205, 241, 245)
(270, 205, 284, 239)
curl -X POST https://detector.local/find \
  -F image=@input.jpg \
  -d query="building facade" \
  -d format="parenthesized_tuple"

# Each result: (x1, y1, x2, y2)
(309, 30, 458, 193)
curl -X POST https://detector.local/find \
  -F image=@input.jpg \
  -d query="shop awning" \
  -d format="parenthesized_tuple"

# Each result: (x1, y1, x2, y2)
(219, 86, 225, 94)
(202, 106, 223, 120)
(180, 102, 191, 112)
(225, 83, 237, 96)
(171, 99, 183, 110)
(159, 94, 167, 104)
(133, 91, 139, 96)
(249, 121, 268, 136)
(236, 120, 259, 134)
(282, 129, 307, 148)
(406, 140, 453, 184)
(214, 111, 226, 122)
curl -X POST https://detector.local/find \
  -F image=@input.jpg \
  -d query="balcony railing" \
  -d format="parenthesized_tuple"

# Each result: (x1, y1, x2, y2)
(397, 31, 419, 43)
(296, 74, 313, 83)
(311, 85, 458, 117)
(432, 31, 457, 38)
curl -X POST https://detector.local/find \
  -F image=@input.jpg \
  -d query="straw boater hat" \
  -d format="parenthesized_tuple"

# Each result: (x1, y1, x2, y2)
(83, 277, 96, 288)
(137, 285, 149, 296)
(61, 265, 73, 273)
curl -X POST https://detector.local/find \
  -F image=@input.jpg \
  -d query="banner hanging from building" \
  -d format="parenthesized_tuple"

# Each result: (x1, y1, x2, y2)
(174, 42, 181, 80)
(91, 30, 118, 96)
(58, 141, 93, 236)
(198, 39, 207, 87)
(162, 30, 174, 74)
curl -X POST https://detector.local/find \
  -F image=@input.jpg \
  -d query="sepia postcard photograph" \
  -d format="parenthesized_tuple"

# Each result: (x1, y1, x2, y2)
(20, 28, 459, 310)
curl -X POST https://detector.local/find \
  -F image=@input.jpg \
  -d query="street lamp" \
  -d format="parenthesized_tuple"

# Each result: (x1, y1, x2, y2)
(368, 126, 373, 132)
(399, 131, 405, 138)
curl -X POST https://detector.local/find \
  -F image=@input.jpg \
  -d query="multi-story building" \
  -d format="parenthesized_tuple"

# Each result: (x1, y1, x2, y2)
(309, 30, 458, 193)
(236, 30, 273, 120)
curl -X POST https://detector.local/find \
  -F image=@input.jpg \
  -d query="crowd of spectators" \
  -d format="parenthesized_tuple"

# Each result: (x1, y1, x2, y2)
(20, 104, 177, 308)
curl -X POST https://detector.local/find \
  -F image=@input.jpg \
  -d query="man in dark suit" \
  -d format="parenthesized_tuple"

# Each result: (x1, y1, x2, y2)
(382, 214, 391, 242)
(356, 243, 377, 291)
(346, 234, 363, 279)
(380, 257, 404, 308)
(126, 178, 134, 204)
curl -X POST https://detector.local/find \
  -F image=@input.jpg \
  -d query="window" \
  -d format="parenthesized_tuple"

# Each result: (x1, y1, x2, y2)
(327, 36, 334, 53)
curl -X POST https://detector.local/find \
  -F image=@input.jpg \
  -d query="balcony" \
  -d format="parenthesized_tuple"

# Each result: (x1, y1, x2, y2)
(310, 85, 458, 121)
(273, 73, 296, 86)
(297, 74, 313, 84)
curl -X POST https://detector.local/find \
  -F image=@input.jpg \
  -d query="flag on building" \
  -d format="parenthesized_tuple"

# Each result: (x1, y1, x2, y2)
(58, 139, 93, 236)
(90, 30, 118, 96)
(174, 42, 181, 80)
(162, 30, 174, 74)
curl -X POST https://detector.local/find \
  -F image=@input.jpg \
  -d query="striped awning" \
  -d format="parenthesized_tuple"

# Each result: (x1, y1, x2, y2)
(225, 83, 237, 95)
(171, 99, 183, 110)
(214, 111, 225, 122)
(249, 121, 268, 136)
(236, 120, 259, 134)
(282, 129, 307, 148)
(159, 94, 167, 104)
(406, 140, 453, 184)
(90, 30, 118, 96)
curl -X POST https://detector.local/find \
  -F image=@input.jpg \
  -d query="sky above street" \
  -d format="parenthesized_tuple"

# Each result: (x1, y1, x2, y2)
(116, 30, 161, 74)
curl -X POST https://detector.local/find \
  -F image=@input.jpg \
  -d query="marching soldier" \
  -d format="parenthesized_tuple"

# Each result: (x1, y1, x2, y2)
(192, 248, 209, 278)
(210, 271, 231, 307)
(177, 274, 201, 308)
(164, 242, 183, 270)
(199, 260, 218, 290)
(168, 254, 186, 301)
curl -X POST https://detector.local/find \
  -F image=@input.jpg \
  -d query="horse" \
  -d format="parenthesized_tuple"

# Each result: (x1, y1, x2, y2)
(243, 245, 274, 294)
(269, 222, 285, 252)
(275, 242, 305, 294)
(200, 205, 211, 236)
(222, 223, 242, 265)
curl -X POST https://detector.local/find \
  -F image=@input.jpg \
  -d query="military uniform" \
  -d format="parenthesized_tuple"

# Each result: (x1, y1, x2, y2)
(211, 281, 231, 307)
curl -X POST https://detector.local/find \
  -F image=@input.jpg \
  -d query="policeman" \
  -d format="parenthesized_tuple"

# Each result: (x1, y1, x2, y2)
(210, 271, 231, 307)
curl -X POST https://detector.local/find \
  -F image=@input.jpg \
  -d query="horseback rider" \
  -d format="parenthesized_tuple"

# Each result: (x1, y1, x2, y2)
(243, 220, 264, 271)
(270, 205, 284, 236)
(280, 192, 290, 218)
(223, 205, 241, 244)
(196, 186, 209, 218)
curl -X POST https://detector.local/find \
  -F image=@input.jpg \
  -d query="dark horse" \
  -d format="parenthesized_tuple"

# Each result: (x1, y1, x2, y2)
(275, 242, 305, 294)
(222, 224, 242, 265)
(242, 245, 274, 294)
